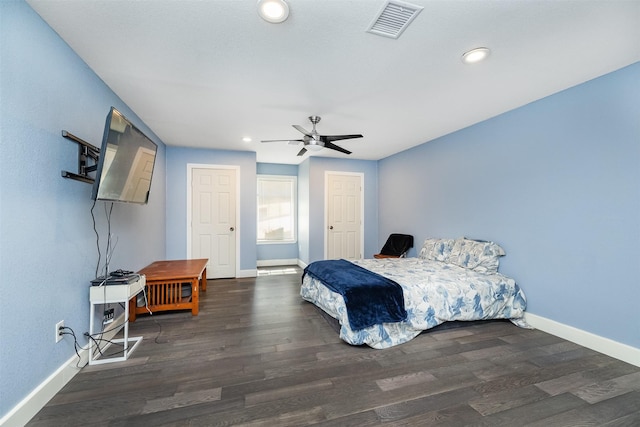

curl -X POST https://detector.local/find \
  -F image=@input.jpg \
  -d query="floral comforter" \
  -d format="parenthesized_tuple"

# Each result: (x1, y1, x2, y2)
(300, 257, 528, 349)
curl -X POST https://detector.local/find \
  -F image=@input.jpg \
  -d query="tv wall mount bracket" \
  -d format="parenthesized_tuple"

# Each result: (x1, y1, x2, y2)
(61, 130, 100, 184)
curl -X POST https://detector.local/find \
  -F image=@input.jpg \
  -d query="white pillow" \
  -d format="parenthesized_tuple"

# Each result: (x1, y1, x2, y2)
(419, 238, 455, 262)
(449, 238, 506, 273)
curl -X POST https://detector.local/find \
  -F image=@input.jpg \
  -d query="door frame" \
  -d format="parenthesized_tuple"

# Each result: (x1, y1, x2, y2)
(186, 163, 240, 278)
(324, 171, 364, 260)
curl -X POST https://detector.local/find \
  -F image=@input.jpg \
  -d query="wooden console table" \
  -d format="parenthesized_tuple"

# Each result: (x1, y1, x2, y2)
(130, 259, 208, 321)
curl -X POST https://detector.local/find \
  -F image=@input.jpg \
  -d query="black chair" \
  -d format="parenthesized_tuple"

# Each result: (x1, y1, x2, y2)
(374, 234, 414, 259)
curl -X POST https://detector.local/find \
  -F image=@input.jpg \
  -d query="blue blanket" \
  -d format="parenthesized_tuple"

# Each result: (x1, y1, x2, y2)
(303, 259, 407, 330)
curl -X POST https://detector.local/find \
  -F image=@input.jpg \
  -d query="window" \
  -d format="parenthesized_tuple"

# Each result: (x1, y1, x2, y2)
(257, 175, 297, 243)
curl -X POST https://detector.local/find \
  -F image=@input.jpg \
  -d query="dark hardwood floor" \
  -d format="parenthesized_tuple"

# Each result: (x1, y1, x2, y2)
(29, 267, 640, 426)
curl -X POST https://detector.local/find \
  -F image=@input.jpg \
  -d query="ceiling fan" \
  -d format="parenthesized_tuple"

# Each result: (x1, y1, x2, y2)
(261, 116, 363, 156)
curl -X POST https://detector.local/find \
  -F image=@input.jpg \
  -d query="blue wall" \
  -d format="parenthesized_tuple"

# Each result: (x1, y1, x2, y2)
(165, 146, 257, 273)
(298, 160, 311, 264)
(0, 1, 167, 418)
(256, 163, 299, 263)
(378, 62, 640, 349)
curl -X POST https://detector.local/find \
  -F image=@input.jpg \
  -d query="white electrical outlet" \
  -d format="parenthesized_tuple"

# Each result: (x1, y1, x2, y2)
(55, 320, 64, 343)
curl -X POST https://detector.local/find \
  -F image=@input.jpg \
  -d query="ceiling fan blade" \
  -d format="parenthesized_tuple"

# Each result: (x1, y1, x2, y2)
(292, 125, 312, 137)
(297, 147, 308, 156)
(320, 134, 363, 143)
(324, 141, 351, 155)
(261, 139, 304, 143)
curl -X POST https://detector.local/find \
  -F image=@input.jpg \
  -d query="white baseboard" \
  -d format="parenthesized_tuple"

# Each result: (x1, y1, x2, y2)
(255, 259, 308, 269)
(0, 313, 125, 427)
(237, 269, 257, 278)
(524, 312, 640, 368)
(256, 258, 299, 267)
(223, 261, 309, 279)
(0, 351, 83, 427)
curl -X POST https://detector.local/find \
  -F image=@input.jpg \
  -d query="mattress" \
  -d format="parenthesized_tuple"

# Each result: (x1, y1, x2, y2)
(301, 257, 529, 349)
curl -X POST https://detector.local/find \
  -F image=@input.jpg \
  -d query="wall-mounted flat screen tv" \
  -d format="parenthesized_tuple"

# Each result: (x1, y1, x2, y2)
(92, 107, 158, 204)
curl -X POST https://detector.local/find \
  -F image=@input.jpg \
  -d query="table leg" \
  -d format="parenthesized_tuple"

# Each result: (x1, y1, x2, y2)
(191, 278, 199, 316)
(129, 296, 137, 322)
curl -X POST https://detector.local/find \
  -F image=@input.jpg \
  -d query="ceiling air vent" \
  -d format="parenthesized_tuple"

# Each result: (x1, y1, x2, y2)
(366, 0, 423, 39)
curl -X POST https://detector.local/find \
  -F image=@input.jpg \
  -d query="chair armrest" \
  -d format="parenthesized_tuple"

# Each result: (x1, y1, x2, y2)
(374, 254, 400, 259)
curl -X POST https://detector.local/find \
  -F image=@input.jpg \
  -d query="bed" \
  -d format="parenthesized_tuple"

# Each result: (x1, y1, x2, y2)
(301, 237, 529, 349)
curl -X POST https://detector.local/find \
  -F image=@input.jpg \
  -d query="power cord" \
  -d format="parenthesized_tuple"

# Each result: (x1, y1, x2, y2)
(58, 326, 89, 368)
(59, 318, 130, 366)
(84, 332, 126, 359)
(152, 318, 163, 344)
(90, 199, 101, 279)
(91, 200, 118, 280)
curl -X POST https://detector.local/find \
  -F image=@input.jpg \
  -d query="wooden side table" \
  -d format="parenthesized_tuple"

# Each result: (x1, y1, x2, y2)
(130, 259, 208, 321)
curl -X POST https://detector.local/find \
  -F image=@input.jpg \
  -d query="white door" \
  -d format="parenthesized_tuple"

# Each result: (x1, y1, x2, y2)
(191, 167, 237, 278)
(326, 172, 363, 260)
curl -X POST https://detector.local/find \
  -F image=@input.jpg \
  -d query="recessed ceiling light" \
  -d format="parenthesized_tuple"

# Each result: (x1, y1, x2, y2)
(257, 0, 289, 24)
(462, 47, 491, 64)
(242, 137, 252, 143)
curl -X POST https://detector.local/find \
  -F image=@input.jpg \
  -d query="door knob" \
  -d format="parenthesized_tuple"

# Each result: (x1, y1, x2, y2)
(230, 227, 235, 231)
(329, 226, 333, 230)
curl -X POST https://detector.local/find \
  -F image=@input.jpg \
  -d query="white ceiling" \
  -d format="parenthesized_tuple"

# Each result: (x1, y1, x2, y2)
(27, 0, 640, 165)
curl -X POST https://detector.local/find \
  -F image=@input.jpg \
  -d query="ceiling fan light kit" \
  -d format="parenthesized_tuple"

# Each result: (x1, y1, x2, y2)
(257, 0, 289, 23)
